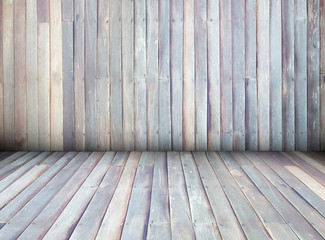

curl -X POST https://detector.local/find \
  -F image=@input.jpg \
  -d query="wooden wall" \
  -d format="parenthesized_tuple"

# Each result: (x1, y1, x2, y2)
(0, 0, 324, 151)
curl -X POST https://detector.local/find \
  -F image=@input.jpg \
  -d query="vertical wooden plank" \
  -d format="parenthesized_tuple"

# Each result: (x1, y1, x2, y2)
(245, 0, 257, 151)
(97, 0, 110, 150)
(282, 0, 295, 151)
(50, 0, 63, 150)
(122, 0, 134, 150)
(62, 0, 73, 21)
(134, 0, 147, 150)
(195, 0, 207, 151)
(295, 0, 307, 150)
(14, 0, 27, 150)
(26, 0, 38, 150)
(110, 0, 122, 150)
(62, 21, 74, 150)
(74, 0, 85, 150)
(134, 78, 147, 150)
(257, 0, 270, 151)
(147, 0, 159, 151)
(38, 23, 50, 150)
(159, 80, 171, 150)
(220, 0, 233, 151)
(159, 0, 171, 151)
(37, 0, 49, 23)
(84, 0, 97, 150)
(307, 0, 320, 150)
(320, 0, 325, 150)
(207, 0, 220, 151)
(232, 0, 245, 151)
(0, 0, 4, 150)
(171, 0, 183, 151)
(183, 0, 195, 151)
(270, 0, 282, 151)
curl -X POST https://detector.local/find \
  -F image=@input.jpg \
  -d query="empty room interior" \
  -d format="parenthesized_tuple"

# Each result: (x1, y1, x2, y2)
(0, 0, 325, 239)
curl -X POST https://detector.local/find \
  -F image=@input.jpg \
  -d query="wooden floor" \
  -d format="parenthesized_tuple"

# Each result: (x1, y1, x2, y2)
(0, 152, 324, 239)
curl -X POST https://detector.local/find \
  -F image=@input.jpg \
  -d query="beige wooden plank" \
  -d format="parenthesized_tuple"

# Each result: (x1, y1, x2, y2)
(146, 152, 171, 239)
(167, 152, 195, 239)
(183, 0, 195, 151)
(270, 0, 282, 151)
(74, 0, 85, 150)
(159, 79, 171, 150)
(146, 0, 158, 151)
(307, 0, 320, 150)
(69, 152, 128, 240)
(244, 152, 325, 239)
(95, 152, 140, 240)
(19, 152, 105, 240)
(220, 0, 233, 151)
(38, 22, 50, 150)
(194, 152, 245, 239)
(208, 152, 271, 239)
(37, 0, 49, 23)
(134, 78, 147, 150)
(257, 0, 270, 150)
(84, 0, 97, 150)
(207, 0, 220, 151)
(122, 0, 134, 151)
(232, 0, 245, 151)
(49, 0, 63, 151)
(0, 0, 3, 150)
(120, 153, 154, 240)
(0, 152, 75, 223)
(26, 0, 39, 150)
(294, 152, 325, 174)
(13, 0, 27, 149)
(0, 152, 90, 239)
(43, 152, 115, 240)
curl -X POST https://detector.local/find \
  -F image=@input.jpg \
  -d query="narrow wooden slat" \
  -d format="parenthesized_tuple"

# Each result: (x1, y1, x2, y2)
(295, 0, 308, 150)
(26, 0, 39, 150)
(120, 152, 154, 240)
(170, 0, 183, 151)
(95, 152, 140, 240)
(84, 0, 97, 150)
(62, 0, 73, 21)
(43, 152, 115, 240)
(194, 152, 245, 239)
(50, 0, 63, 151)
(19, 152, 104, 240)
(0, 152, 73, 223)
(97, 0, 110, 150)
(110, 0, 122, 150)
(207, 0, 220, 151)
(167, 152, 195, 239)
(74, 0, 85, 150)
(182, 0, 195, 151)
(282, 0, 295, 151)
(295, 152, 325, 174)
(62, 21, 74, 150)
(0, 0, 3, 150)
(146, 152, 171, 239)
(122, 0, 134, 151)
(194, 223, 221, 240)
(321, 0, 325, 151)
(270, 0, 282, 151)
(208, 152, 271, 239)
(134, 78, 147, 150)
(37, 0, 49, 23)
(159, 79, 171, 150)
(245, 0, 257, 151)
(257, 0, 270, 151)
(0, 152, 27, 171)
(0, 152, 90, 239)
(232, 0, 245, 151)
(38, 22, 50, 151)
(307, 0, 320, 150)
(229, 153, 299, 240)
(69, 152, 128, 240)
(220, 0, 233, 151)
(146, 0, 159, 151)
(195, 0, 208, 151)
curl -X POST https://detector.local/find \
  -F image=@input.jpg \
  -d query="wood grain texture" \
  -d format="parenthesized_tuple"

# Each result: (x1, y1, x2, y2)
(0, 0, 4, 150)
(321, 0, 325, 150)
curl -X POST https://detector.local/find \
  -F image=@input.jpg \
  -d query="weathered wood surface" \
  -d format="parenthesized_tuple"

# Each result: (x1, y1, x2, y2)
(0, 151, 324, 238)
(0, 1, 324, 151)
